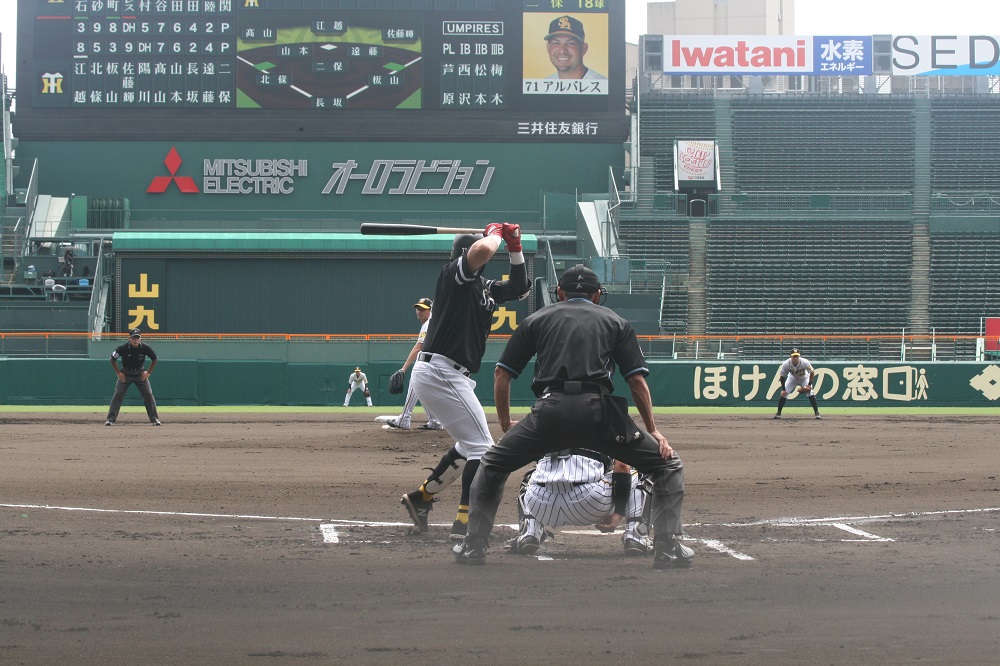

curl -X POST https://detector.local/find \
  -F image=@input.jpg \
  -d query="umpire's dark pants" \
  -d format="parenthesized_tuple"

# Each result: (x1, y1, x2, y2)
(107, 373, 159, 423)
(468, 392, 685, 542)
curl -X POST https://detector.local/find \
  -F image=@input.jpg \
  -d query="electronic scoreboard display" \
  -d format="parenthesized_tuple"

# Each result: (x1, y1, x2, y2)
(16, 0, 626, 142)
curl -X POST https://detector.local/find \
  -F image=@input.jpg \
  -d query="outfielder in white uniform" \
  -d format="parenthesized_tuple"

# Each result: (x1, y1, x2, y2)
(387, 298, 443, 431)
(506, 451, 652, 557)
(774, 348, 821, 419)
(344, 367, 372, 407)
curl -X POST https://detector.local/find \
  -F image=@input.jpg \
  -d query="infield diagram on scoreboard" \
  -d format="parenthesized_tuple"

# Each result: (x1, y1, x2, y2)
(236, 17, 422, 110)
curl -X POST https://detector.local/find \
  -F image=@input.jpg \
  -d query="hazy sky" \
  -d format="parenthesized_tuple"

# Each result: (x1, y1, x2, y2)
(3, 1, 1000, 89)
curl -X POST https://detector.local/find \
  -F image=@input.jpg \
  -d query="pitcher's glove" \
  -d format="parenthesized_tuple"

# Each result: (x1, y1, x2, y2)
(388, 369, 405, 395)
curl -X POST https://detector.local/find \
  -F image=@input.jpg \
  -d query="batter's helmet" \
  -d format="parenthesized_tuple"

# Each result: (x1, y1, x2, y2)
(451, 234, 479, 260)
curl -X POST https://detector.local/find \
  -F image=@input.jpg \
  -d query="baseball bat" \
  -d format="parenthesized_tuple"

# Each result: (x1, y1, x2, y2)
(359, 223, 483, 236)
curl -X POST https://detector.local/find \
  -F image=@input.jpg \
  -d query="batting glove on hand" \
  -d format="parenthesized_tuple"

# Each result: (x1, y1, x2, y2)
(484, 223, 503, 238)
(501, 223, 522, 252)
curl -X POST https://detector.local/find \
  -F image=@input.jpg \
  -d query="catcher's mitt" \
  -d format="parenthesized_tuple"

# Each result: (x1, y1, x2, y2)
(388, 369, 405, 395)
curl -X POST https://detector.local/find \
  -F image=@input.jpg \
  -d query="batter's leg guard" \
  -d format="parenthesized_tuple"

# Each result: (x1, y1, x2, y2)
(420, 446, 466, 497)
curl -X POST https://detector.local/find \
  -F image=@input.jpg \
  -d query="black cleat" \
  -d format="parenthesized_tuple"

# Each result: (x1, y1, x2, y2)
(454, 536, 489, 565)
(152, 419, 162, 426)
(400, 490, 433, 532)
(773, 414, 781, 420)
(623, 534, 652, 557)
(653, 536, 695, 569)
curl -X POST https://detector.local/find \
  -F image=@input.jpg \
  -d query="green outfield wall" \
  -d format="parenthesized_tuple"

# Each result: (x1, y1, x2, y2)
(2, 359, 999, 408)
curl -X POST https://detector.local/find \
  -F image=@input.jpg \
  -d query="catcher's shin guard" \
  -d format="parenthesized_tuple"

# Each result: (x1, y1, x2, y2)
(422, 446, 466, 495)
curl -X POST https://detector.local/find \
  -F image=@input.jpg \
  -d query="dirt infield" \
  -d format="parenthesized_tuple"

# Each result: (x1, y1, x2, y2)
(2, 410, 998, 665)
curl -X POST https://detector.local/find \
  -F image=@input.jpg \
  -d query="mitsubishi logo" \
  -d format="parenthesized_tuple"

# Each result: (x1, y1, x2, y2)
(147, 147, 199, 194)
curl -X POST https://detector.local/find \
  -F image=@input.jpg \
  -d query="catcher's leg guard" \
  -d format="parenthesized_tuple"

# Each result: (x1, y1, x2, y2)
(422, 446, 466, 495)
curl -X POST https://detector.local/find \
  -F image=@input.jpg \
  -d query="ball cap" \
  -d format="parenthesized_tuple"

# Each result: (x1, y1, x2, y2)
(558, 264, 602, 293)
(413, 297, 433, 310)
(545, 15, 585, 42)
(789, 348, 801, 357)
(129, 328, 142, 338)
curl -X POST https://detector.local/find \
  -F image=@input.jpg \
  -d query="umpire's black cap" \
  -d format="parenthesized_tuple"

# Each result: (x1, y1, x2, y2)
(130, 328, 142, 338)
(558, 264, 602, 293)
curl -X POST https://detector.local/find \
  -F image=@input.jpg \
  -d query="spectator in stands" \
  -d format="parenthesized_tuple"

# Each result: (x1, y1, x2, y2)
(82, 265, 91, 278)
(60, 250, 74, 278)
(543, 15, 606, 80)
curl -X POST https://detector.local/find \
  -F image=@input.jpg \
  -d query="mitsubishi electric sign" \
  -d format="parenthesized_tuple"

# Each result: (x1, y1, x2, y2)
(145, 147, 494, 196)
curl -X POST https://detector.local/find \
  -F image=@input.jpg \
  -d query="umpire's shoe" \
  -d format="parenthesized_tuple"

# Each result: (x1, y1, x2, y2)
(454, 535, 488, 565)
(400, 490, 433, 532)
(652, 536, 695, 569)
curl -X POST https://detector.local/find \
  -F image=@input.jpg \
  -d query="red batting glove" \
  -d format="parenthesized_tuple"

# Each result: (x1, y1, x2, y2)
(501, 223, 522, 252)
(484, 223, 503, 238)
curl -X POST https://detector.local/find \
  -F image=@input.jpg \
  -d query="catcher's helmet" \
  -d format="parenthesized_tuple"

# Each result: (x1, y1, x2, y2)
(451, 234, 479, 260)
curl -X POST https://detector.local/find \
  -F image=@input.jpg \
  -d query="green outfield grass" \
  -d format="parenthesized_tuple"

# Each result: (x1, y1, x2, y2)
(3, 405, 1000, 416)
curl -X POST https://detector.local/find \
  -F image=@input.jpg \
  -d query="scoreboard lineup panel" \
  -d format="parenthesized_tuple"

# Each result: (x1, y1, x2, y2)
(17, 0, 626, 142)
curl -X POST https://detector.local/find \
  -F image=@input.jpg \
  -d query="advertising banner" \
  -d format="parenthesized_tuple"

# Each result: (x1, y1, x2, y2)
(891, 35, 1000, 75)
(659, 35, 872, 75)
(675, 140, 716, 183)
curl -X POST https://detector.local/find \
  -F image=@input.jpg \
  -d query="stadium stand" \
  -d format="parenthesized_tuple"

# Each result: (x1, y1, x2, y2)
(730, 96, 915, 192)
(929, 231, 1000, 339)
(930, 97, 1000, 193)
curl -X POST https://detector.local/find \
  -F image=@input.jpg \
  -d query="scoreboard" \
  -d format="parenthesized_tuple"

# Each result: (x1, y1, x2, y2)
(16, 0, 626, 142)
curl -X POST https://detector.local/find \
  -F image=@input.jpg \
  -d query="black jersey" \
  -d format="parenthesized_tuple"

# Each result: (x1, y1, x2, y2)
(421, 253, 529, 374)
(111, 341, 157, 373)
(496, 298, 649, 396)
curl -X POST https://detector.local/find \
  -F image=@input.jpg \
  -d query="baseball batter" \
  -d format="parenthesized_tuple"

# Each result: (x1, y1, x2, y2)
(506, 451, 652, 557)
(344, 367, 373, 407)
(400, 223, 530, 540)
(774, 348, 821, 419)
(386, 298, 443, 431)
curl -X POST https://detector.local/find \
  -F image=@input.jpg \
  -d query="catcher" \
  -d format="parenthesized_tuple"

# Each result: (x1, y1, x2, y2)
(773, 348, 821, 420)
(344, 367, 373, 407)
(385, 298, 443, 430)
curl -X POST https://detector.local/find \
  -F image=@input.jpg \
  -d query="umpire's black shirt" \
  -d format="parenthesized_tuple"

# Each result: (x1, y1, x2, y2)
(111, 341, 157, 373)
(497, 298, 649, 397)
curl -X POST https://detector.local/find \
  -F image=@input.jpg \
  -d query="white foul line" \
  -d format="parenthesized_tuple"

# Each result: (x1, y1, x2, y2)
(0, 503, 406, 527)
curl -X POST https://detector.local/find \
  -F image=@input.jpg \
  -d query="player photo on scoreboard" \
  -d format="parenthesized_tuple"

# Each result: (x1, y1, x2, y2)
(522, 12, 609, 96)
